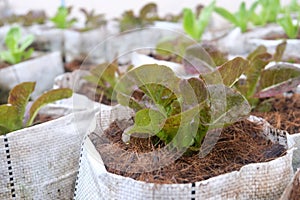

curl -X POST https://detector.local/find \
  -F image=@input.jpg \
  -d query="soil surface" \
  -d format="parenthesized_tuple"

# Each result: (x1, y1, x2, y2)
(253, 94, 300, 134)
(0, 62, 10, 70)
(263, 30, 300, 40)
(33, 114, 59, 125)
(64, 58, 95, 72)
(90, 119, 286, 184)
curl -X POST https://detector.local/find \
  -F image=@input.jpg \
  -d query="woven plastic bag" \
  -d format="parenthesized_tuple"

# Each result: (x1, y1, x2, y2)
(74, 105, 295, 200)
(0, 51, 64, 99)
(64, 27, 107, 63)
(0, 94, 101, 199)
(289, 133, 300, 170)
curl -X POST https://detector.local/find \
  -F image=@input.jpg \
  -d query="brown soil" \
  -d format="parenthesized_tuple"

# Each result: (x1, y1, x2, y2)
(33, 114, 59, 125)
(288, 171, 300, 200)
(64, 58, 95, 72)
(149, 52, 181, 63)
(252, 94, 300, 134)
(0, 62, 10, 70)
(90, 119, 286, 184)
(263, 30, 300, 40)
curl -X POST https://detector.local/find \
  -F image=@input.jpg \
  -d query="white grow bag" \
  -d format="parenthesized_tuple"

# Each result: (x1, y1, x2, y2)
(64, 27, 107, 63)
(216, 24, 300, 58)
(74, 105, 295, 200)
(104, 22, 183, 64)
(0, 51, 64, 99)
(0, 94, 101, 199)
(289, 133, 300, 170)
(26, 24, 64, 52)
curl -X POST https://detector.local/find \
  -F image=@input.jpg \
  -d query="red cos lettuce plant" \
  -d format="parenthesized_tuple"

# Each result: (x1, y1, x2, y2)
(0, 82, 73, 135)
(118, 3, 159, 32)
(84, 61, 133, 103)
(113, 64, 250, 151)
(184, 41, 300, 109)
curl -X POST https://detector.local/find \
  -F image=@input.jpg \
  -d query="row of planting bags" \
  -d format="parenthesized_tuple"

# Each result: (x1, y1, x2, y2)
(1, 20, 299, 100)
(0, 14, 300, 199)
(1, 20, 298, 63)
(1, 48, 300, 199)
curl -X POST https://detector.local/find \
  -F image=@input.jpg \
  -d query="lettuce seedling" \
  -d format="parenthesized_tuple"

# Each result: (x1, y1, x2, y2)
(84, 61, 133, 103)
(277, 10, 300, 39)
(285, 0, 300, 13)
(218, 42, 300, 108)
(0, 26, 34, 64)
(156, 37, 227, 66)
(215, 2, 257, 32)
(50, 6, 77, 29)
(22, 10, 47, 26)
(250, 0, 281, 26)
(80, 8, 106, 31)
(114, 64, 250, 151)
(183, 0, 215, 41)
(119, 3, 159, 31)
(0, 82, 73, 135)
(182, 40, 300, 109)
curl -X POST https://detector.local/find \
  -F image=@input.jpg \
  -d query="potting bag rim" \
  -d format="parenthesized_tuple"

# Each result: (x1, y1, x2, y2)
(74, 104, 295, 199)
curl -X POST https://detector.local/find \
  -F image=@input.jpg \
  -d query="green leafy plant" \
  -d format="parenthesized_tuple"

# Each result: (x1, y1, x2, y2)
(214, 42, 300, 109)
(234, 42, 300, 108)
(84, 61, 133, 103)
(250, 0, 281, 26)
(22, 10, 47, 26)
(80, 8, 106, 31)
(155, 37, 227, 65)
(50, 6, 77, 29)
(277, 10, 300, 39)
(285, 0, 300, 13)
(0, 82, 73, 135)
(183, 0, 215, 41)
(215, 1, 257, 32)
(0, 10, 47, 27)
(0, 26, 34, 64)
(118, 3, 159, 31)
(182, 41, 300, 109)
(114, 64, 250, 151)
(155, 36, 196, 63)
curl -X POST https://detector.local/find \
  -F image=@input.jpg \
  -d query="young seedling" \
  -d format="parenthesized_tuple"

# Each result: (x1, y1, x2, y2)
(84, 61, 133, 103)
(155, 37, 227, 66)
(182, 40, 300, 109)
(50, 6, 77, 29)
(215, 1, 257, 32)
(183, 0, 215, 41)
(277, 9, 300, 39)
(22, 10, 47, 26)
(250, 0, 281, 26)
(217, 42, 300, 109)
(80, 8, 106, 31)
(119, 3, 159, 31)
(0, 26, 34, 64)
(114, 64, 250, 151)
(285, 0, 300, 13)
(0, 82, 73, 135)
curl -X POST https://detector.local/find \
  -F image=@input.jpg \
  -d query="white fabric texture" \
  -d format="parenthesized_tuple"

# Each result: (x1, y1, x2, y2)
(74, 105, 295, 200)
(0, 51, 64, 99)
(0, 94, 100, 199)
(64, 27, 107, 63)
